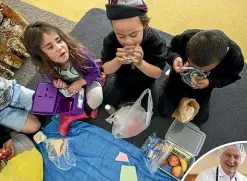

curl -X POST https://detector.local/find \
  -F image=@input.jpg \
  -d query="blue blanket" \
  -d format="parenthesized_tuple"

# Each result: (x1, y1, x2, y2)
(37, 115, 175, 181)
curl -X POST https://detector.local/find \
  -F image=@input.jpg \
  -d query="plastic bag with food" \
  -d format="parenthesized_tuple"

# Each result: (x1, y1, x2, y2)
(33, 131, 76, 170)
(172, 97, 200, 123)
(106, 89, 153, 139)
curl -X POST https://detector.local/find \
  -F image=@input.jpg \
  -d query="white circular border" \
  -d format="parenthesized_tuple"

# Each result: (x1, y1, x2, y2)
(181, 141, 247, 181)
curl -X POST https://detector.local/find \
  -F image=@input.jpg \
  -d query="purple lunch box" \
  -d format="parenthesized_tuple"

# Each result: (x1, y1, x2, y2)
(31, 83, 85, 116)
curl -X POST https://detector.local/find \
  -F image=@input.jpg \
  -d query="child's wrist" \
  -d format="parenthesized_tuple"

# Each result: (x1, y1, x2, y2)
(115, 57, 123, 66)
(134, 59, 144, 67)
(79, 78, 87, 86)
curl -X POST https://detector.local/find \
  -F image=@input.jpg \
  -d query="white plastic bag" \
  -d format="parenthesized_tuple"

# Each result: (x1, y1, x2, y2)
(106, 89, 153, 139)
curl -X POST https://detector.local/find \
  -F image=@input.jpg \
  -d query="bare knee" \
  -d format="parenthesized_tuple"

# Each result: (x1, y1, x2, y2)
(87, 87, 103, 109)
(20, 113, 41, 134)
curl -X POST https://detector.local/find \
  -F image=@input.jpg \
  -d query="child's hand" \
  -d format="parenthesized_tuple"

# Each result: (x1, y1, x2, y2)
(53, 79, 67, 89)
(173, 57, 186, 73)
(116, 48, 132, 65)
(132, 44, 144, 66)
(0, 149, 8, 160)
(67, 79, 86, 94)
(192, 79, 209, 89)
(1, 139, 15, 160)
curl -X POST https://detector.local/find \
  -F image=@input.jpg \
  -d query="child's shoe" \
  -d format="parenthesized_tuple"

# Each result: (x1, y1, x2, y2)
(59, 112, 89, 136)
(90, 108, 99, 119)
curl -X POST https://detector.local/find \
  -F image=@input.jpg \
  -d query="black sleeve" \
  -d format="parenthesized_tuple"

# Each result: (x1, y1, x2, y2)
(148, 33, 168, 69)
(144, 29, 179, 69)
(101, 32, 118, 63)
(166, 29, 202, 66)
(208, 48, 244, 88)
(0, 126, 11, 148)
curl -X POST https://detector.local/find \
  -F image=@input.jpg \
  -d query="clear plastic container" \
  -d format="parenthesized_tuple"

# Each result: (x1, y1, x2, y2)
(159, 119, 206, 180)
(124, 48, 133, 63)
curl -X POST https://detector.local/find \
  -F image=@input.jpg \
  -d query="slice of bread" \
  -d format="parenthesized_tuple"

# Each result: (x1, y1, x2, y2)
(49, 139, 65, 156)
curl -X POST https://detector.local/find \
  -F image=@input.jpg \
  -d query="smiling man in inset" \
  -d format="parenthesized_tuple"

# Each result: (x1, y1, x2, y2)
(196, 143, 247, 181)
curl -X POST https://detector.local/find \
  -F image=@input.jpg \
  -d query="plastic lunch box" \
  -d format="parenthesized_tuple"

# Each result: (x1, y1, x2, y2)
(159, 120, 206, 180)
(31, 83, 85, 116)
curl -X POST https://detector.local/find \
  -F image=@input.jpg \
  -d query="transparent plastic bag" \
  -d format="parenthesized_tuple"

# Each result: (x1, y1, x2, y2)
(180, 67, 210, 87)
(44, 138, 76, 170)
(106, 89, 153, 139)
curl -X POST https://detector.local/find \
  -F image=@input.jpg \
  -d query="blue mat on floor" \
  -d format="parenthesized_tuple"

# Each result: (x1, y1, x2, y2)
(37, 115, 175, 181)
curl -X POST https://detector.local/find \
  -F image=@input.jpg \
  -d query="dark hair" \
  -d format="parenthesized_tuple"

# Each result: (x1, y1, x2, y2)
(23, 21, 94, 79)
(186, 30, 228, 67)
(139, 14, 150, 27)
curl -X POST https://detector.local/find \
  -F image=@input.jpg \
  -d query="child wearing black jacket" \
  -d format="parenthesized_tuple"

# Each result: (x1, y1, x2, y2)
(159, 29, 244, 125)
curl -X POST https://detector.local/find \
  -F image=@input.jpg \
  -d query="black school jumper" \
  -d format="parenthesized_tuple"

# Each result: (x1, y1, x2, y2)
(101, 27, 179, 109)
(158, 29, 244, 125)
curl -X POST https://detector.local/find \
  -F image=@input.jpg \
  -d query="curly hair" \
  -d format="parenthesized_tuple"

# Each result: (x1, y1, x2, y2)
(139, 14, 150, 27)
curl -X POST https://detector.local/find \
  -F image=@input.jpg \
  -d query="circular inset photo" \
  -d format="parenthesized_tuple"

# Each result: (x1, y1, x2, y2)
(182, 141, 247, 181)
